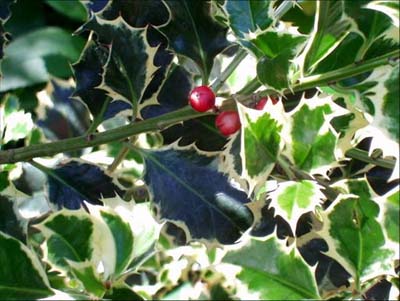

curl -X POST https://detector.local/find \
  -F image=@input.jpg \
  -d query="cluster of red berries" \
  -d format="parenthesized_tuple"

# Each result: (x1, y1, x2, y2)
(188, 86, 278, 136)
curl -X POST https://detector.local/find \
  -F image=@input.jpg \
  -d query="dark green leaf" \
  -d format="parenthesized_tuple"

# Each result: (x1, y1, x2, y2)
(68, 261, 105, 297)
(39, 211, 94, 269)
(321, 179, 396, 285)
(0, 27, 85, 91)
(299, 0, 355, 75)
(142, 147, 253, 244)
(0, 194, 25, 241)
(45, 0, 87, 22)
(0, 232, 53, 299)
(103, 284, 143, 300)
(224, 237, 320, 300)
(158, 0, 230, 81)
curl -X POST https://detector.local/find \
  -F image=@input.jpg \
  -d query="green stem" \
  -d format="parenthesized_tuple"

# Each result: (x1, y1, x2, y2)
(0, 50, 398, 165)
(211, 48, 247, 92)
(345, 148, 395, 169)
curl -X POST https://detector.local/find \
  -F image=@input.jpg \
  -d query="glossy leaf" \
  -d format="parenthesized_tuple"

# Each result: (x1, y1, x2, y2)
(285, 94, 347, 175)
(365, 0, 399, 27)
(81, 19, 158, 115)
(0, 232, 53, 299)
(68, 261, 105, 297)
(142, 147, 253, 244)
(255, 28, 307, 91)
(0, 194, 25, 241)
(238, 102, 284, 194)
(45, 0, 87, 22)
(158, 0, 230, 81)
(224, 237, 320, 300)
(46, 160, 124, 209)
(381, 187, 399, 243)
(319, 179, 397, 285)
(269, 180, 324, 232)
(298, 1, 355, 75)
(224, 0, 273, 55)
(0, 27, 85, 91)
(36, 80, 91, 145)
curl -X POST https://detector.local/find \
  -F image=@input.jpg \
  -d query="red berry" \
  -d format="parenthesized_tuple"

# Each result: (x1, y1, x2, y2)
(216, 111, 241, 136)
(254, 96, 279, 110)
(188, 86, 216, 112)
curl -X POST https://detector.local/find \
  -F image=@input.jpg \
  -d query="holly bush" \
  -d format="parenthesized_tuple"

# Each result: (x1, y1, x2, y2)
(0, 0, 399, 300)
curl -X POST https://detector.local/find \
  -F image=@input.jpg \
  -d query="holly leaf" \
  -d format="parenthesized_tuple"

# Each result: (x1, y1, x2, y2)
(224, 0, 274, 56)
(158, 0, 230, 81)
(0, 27, 85, 91)
(254, 28, 307, 91)
(284, 94, 348, 175)
(45, 0, 87, 22)
(67, 261, 105, 297)
(37, 199, 159, 285)
(45, 160, 124, 209)
(103, 284, 143, 300)
(269, 180, 324, 233)
(319, 179, 397, 286)
(0, 232, 53, 299)
(93, 0, 169, 28)
(72, 39, 114, 121)
(238, 102, 284, 194)
(81, 19, 159, 115)
(298, 0, 357, 76)
(0, 194, 25, 241)
(380, 187, 399, 243)
(224, 237, 320, 300)
(142, 146, 253, 244)
(36, 80, 91, 148)
(364, 0, 399, 28)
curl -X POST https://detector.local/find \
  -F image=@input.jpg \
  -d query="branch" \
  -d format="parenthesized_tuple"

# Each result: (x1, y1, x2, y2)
(0, 50, 398, 165)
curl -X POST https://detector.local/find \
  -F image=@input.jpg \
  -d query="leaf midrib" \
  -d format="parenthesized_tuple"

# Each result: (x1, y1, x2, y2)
(144, 151, 245, 232)
(243, 266, 319, 299)
(182, 0, 208, 78)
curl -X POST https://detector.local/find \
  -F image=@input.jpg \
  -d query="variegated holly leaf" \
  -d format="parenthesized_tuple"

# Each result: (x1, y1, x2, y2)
(0, 232, 53, 299)
(142, 146, 253, 244)
(339, 64, 400, 180)
(80, 18, 159, 116)
(36, 80, 91, 149)
(224, 0, 274, 56)
(0, 194, 25, 241)
(92, 0, 169, 28)
(36, 199, 159, 294)
(379, 187, 399, 244)
(284, 94, 348, 176)
(224, 237, 321, 300)
(297, 0, 357, 76)
(103, 284, 143, 300)
(85, 0, 109, 14)
(158, 0, 230, 81)
(45, 160, 124, 209)
(238, 102, 285, 194)
(269, 180, 324, 232)
(72, 39, 115, 121)
(313, 1, 399, 74)
(255, 26, 307, 91)
(365, 0, 399, 28)
(318, 179, 397, 286)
